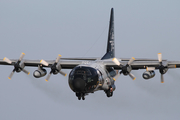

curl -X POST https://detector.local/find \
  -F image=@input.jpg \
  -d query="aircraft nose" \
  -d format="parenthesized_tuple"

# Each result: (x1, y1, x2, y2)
(73, 78, 85, 92)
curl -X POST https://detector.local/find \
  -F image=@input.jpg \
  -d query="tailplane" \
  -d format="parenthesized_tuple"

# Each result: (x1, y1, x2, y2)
(101, 8, 115, 60)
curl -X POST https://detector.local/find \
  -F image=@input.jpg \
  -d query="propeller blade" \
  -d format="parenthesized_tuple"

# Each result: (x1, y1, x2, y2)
(22, 69, 30, 75)
(146, 67, 155, 71)
(59, 71, 67, 76)
(161, 74, 164, 83)
(19, 52, 25, 61)
(40, 59, 49, 66)
(158, 53, 162, 63)
(128, 57, 135, 65)
(113, 73, 120, 81)
(129, 73, 136, 80)
(168, 64, 176, 68)
(8, 69, 15, 79)
(45, 72, 52, 82)
(55, 54, 62, 63)
(112, 58, 121, 66)
(3, 57, 12, 64)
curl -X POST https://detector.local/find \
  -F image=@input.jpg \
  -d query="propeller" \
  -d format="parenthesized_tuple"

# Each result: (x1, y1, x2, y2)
(157, 53, 176, 83)
(112, 57, 136, 80)
(3, 53, 30, 79)
(157, 53, 165, 83)
(40, 54, 67, 82)
(146, 53, 176, 83)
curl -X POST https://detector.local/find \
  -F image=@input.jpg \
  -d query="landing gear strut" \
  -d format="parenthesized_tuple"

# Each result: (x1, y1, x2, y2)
(76, 93, 85, 100)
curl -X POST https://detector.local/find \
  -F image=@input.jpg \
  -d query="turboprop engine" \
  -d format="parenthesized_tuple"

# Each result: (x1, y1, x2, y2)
(142, 71, 155, 80)
(33, 69, 47, 78)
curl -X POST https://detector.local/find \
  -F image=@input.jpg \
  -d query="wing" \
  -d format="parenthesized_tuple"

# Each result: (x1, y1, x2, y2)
(0, 59, 85, 69)
(0, 58, 90, 81)
(119, 58, 166, 61)
(0, 53, 98, 68)
(103, 57, 180, 82)
(104, 59, 180, 70)
(0, 53, 93, 80)
(61, 57, 100, 61)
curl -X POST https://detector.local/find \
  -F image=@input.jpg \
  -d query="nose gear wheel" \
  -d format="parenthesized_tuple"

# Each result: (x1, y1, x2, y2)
(76, 93, 85, 100)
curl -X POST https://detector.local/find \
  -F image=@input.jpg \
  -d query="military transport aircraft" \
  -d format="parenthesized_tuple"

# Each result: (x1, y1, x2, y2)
(0, 8, 179, 100)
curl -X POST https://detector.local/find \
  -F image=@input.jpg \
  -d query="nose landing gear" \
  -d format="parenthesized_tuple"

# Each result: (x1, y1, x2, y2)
(76, 93, 85, 100)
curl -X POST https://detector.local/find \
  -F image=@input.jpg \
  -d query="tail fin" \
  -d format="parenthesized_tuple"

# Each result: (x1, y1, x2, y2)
(101, 8, 115, 60)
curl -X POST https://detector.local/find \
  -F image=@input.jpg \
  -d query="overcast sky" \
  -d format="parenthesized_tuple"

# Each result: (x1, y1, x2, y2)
(0, 0, 180, 120)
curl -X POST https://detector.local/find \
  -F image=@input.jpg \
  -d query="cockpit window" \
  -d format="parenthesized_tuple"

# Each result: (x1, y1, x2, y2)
(75, 69, 92, 76)
(69, 66, 98, 80)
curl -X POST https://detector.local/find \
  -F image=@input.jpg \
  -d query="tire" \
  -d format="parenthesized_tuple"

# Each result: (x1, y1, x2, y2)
(78, 96, 81, 100)
(110, 91, 113, 97)
(106, 90, 111, 97)
(106, 90, 113, 97)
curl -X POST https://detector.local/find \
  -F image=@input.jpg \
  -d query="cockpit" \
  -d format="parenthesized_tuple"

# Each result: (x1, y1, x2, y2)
(68, 66, 99, 93)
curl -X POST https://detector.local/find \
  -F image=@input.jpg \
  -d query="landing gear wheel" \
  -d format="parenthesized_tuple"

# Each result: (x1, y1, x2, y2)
(76, 93, 79, 97)
(76, 93, 81, 100)
(106, 91, 111, 97)
(106, 90, 113, 97)
(78, 96, 81, 100)
(110, 91, 113, 96)
(76, 93, 86, 100)
(82, 96, 85, 100)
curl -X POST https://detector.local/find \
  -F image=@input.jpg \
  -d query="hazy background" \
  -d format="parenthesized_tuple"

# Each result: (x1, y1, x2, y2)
(0, 0, 180, 120)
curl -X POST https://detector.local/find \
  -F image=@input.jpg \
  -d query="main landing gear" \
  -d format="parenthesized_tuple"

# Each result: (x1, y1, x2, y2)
(76, 93, 85, 100)
(105, 87, 113, 97)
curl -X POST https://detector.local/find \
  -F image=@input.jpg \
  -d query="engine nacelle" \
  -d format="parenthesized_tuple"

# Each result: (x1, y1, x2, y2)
(142, 71, 155, 80)
(33, 69, 47, 78)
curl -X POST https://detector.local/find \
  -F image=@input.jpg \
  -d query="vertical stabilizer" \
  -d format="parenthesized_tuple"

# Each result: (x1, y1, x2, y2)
(101, 8, 115, 60)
